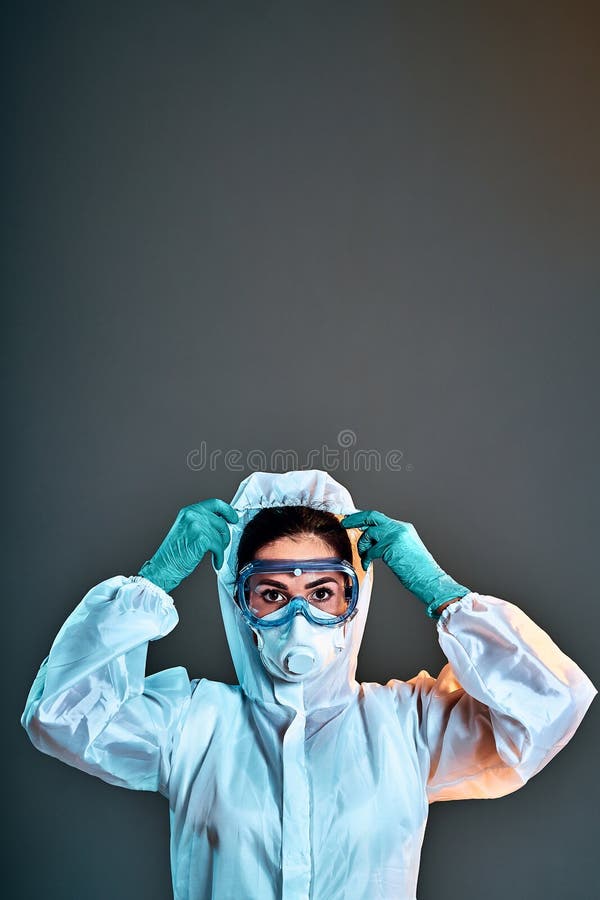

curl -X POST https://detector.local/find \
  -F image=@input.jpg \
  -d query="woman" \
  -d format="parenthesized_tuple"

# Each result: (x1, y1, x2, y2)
(21, 469, 597, 900)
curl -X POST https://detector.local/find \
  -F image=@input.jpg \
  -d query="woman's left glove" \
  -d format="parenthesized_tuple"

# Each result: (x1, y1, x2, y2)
(138, 498, 239, 593)
(341, 510, 471, 618)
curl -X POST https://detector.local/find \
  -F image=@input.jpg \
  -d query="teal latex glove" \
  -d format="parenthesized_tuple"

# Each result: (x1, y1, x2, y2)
(138, 498, 239, 593)
(340, 510, 471, 618)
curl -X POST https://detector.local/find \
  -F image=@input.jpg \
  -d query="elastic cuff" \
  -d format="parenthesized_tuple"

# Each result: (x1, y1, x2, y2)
(426, 588, 472, 620)
(426, 599, 447, 620)
(128, 574, 174, 606)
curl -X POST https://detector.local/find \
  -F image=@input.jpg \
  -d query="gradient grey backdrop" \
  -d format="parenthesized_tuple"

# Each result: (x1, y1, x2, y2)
(5, 2, 599, 898)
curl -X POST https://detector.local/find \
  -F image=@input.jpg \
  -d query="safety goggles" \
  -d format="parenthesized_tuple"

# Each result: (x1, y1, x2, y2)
(235, 557, 359, 628)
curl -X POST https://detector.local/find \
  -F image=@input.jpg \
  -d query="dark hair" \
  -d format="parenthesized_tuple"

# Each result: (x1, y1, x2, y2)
(235, 506, 353, 577)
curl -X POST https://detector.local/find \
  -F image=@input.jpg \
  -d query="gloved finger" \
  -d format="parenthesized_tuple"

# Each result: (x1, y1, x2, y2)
(201, 498, 240, 524)
(357, 528, 382, 555)
(361, 541, 386, 570)
(360, 551, 373, 571)
(357, 526, 386, 553)
(203, 521, 232, 559)
(212, 545, 225, 570)
(197, 523, 227, 567)
(341, 510, 388, 530)
(357, 533, 372, 555)
(209, 515, 233, 546)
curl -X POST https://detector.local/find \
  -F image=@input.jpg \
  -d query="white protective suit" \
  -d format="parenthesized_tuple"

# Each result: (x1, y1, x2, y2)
(21, 469, 597, 900)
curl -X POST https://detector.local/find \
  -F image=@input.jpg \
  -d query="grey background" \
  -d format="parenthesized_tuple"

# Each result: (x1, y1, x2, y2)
(4, 2, 599, 898)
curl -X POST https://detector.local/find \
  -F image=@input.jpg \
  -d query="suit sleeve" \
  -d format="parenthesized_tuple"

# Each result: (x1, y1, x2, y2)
(408, 592, 597, 803)
(20, 574, 194, 797)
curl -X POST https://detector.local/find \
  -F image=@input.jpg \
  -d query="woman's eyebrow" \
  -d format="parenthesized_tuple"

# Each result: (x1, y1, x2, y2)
(304, 577, 338, 588)
(256, 578, 289, 589)
(256, 576, 339, 590)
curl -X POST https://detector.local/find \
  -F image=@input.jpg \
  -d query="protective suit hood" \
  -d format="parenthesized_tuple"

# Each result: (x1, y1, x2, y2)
(214, 470, 373, 714)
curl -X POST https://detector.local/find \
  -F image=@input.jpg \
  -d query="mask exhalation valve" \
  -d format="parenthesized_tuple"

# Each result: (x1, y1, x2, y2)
(285, 647, 316, 674)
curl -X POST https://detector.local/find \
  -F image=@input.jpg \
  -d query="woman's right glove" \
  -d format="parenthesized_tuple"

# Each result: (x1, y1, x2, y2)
(137, 498, 239, 593)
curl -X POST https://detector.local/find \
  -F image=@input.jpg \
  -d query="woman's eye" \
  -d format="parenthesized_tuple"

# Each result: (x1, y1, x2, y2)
(261, 589, 287, 604)
(310, 588, 334, 603)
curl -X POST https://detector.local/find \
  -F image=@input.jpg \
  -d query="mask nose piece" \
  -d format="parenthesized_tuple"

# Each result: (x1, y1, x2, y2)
(285, 646, 317, 674)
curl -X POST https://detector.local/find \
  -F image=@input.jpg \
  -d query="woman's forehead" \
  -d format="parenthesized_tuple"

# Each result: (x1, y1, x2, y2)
(253, 535, 337, 559)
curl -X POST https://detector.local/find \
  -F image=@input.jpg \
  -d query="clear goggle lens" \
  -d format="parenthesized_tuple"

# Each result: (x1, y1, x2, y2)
(236, 558, 359, 626)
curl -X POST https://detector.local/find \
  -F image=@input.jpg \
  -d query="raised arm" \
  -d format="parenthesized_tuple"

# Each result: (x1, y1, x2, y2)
(21, 574, 193, 795)
(340, 510, 597, 800)
(412, 593, 597, 801)
(21, 497, 239, 795)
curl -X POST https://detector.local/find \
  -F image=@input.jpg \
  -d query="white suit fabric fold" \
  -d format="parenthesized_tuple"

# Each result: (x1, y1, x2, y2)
(21, 470, 597, 900)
